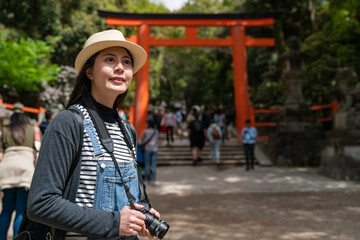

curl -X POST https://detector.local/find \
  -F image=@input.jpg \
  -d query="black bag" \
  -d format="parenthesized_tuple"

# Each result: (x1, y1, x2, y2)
(15, 107, 84, 240)
(192, 119, 203, 133)
(15, 217, 52, 240)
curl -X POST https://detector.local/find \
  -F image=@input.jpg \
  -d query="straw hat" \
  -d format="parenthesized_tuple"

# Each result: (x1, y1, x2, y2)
(75, 29, 147, 74)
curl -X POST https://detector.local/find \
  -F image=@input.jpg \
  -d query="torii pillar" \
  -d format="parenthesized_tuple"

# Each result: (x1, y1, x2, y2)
(135, 24, 150, 136)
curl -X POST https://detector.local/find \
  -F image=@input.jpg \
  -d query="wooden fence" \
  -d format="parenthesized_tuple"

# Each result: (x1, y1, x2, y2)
(251, 100, 339, 140)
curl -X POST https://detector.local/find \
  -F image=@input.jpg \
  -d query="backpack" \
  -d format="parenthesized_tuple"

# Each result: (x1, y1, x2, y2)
(212, 127, 221, 140)
(192, 119, 203, 133)
(15, 107, 84, 240)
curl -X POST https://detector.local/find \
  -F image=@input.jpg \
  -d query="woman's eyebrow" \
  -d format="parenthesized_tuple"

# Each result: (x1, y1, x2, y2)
(102, 53, 131, 59)
(102, 53, 116, 57)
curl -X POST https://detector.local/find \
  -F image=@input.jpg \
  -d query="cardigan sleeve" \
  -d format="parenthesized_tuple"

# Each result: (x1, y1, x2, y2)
(27, 109, 120, 238)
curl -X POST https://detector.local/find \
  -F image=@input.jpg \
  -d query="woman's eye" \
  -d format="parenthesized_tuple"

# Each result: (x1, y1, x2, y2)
(124, 59, 132, 65)
(106, 57, 115, 63)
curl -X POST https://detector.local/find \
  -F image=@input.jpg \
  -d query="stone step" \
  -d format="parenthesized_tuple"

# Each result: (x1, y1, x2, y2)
(154, 137, 250, 166)
(157, 154, 246, 160)
(157, 147, 245, 156)
(157, 159, 248, 166)
(158, 150, 244, 155)
(145, 136, 271, 167)
(158, 145, 244, 149)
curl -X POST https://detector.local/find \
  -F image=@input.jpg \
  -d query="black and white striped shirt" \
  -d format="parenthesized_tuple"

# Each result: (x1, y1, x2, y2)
(74, 104, 135, 208)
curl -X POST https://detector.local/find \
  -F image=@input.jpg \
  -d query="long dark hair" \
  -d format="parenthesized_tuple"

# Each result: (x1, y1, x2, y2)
(66, 48, 134, 110)
(10, 112, 30, 144)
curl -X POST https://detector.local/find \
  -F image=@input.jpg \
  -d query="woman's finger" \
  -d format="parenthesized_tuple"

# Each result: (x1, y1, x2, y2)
(149, 208, 160, 219)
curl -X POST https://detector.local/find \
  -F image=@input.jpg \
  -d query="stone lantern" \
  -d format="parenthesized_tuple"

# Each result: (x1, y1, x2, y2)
(279, 37, 306, 110)
(320, 67, 360, 180)
(267, 37, 322, 167)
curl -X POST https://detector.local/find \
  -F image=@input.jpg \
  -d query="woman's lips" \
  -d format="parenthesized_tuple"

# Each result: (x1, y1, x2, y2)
(110, 77, 125, 84)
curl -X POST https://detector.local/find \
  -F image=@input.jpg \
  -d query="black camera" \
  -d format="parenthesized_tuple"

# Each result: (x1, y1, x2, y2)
(137, 201, 169, 239)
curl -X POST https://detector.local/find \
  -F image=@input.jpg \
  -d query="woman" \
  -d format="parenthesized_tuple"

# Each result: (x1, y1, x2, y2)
(26, 30, 160, 239)
(207, 116, 222, 169)
(160, 108, 176, 146)
(188, 109, 206, 166)
(139, 120, 159, 184)
(0, 104, 37, 240)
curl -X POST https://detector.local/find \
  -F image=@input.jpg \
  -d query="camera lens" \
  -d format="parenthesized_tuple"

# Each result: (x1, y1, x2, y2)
(144, 212, 169, 239)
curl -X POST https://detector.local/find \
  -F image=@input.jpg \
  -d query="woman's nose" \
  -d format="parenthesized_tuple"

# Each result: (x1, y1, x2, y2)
(114, 62, 124, 71)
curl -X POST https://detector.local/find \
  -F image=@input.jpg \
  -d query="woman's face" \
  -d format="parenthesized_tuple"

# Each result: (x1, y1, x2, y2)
(86, 47, 133, 107)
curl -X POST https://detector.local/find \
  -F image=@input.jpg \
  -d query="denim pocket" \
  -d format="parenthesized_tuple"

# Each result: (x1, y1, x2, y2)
(93, 161, 141, 212)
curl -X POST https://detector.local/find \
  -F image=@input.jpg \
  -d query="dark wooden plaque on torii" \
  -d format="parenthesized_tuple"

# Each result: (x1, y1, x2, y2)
(98, 10, 280, 140)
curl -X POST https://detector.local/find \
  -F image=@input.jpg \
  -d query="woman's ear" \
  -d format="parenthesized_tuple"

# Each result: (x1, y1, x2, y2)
(86, 68, 93, 80)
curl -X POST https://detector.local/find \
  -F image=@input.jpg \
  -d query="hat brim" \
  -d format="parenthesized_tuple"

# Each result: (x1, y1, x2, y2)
(75, 40, 147, 74)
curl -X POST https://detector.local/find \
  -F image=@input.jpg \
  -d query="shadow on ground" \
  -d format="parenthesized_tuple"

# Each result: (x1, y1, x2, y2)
(148, 191, 360, 240)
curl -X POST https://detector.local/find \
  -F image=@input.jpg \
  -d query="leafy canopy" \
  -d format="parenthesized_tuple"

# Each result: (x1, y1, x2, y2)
(0, 30, 60, 92)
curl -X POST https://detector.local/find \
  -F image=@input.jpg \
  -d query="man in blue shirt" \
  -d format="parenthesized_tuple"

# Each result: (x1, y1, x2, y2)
(241, 119, 257, 171)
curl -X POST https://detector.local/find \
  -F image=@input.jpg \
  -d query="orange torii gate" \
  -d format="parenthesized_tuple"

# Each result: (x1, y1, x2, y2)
(98, 10, 279, 139)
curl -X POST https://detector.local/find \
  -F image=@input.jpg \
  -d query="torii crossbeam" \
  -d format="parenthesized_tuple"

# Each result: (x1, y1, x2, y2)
(98, 10, 280, 140)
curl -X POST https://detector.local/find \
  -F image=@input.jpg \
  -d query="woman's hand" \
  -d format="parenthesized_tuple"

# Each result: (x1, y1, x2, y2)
(119, 204, 147, 236)
(138, 206, 161, 239)
(119, 203, 160, 239)
(149, 207, 160, 219)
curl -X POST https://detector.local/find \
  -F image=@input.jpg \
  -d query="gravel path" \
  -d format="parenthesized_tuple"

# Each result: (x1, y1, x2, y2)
(143, 165, 360, 240)
(2, 165, 359, 240)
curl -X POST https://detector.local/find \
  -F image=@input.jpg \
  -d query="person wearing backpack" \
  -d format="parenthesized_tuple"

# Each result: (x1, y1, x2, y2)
(207, 116, 222, 169)
(24, 30, 161, 240)
(188, 109, 206, 166)
(0, 104, 38, 240)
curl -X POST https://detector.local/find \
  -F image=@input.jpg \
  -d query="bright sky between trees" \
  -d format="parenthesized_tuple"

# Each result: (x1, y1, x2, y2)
(150, 0, 188, 11)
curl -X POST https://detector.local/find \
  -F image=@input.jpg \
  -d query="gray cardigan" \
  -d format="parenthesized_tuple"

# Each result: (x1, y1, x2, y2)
(27, 108, 137, 239)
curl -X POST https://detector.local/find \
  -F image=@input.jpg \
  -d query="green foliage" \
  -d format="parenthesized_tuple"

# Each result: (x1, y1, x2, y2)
(301, 0, 360, 105)
(128, 0, 169, 13)
(180, 0, 229, 13)
(52, 10, 107, 66)
(0, 33, 60, 93)
(1, 0, 359, 112)
(0, 0, 61, 38)
(252, 81, 286, 109)
(153, 45, 235, 110)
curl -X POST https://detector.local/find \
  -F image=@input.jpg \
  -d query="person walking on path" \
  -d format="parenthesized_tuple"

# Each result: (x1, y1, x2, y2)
(218, 110, 227, 143)
(188, 109, 206, 166)
(201, 106, 211, 130)
(161, 107, 176, 146)
(39, 109, 55, 134)
(207, 116, 222, 169)
(241, 119, 257, 171)
(139, 120, 159, 185)
(25, 29, 160, 239)
(175, 108, 183, 139)
(0, 103, 38, 240)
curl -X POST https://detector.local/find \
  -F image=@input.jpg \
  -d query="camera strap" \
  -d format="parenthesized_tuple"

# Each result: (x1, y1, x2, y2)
(82, 96, 150, 210)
